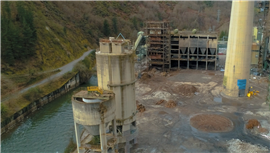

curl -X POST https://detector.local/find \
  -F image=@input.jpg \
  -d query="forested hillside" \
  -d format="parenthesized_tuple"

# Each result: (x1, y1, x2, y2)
(1, 1, 233, 74)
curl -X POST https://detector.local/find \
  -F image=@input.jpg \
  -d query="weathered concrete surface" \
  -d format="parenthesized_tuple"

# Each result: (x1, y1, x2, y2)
(132, 69, 270, 153)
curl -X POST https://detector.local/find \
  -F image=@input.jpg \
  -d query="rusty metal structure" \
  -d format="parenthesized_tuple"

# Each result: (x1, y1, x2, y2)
(144, 21, 218, 71)
(144, 21, 170, 71)
(257, 1, 270, 72)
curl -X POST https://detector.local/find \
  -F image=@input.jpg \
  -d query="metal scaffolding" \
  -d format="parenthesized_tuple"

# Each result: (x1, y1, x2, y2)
(144, 21, 218, 71)
(144, 21, 170, 71)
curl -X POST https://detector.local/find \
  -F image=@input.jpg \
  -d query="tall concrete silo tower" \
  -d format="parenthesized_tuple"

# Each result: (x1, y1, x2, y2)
(71, 37, 137, 153)
(222, 1, 254, 97)
(96, 37, 137, 152)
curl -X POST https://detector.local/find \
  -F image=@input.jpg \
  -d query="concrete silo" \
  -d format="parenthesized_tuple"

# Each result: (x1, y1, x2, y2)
(72, 90, 116, 153)
(96, 37, 137, 152)
(72, 37, 137, 153)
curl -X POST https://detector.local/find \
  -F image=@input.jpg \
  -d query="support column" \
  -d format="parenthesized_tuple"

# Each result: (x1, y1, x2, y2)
(74, 122, 82, 153)
(100, 121, 107, 153)
(125, 142, 130, 153)
(113, 119, 118, 152)
(134, 138, 137, 144)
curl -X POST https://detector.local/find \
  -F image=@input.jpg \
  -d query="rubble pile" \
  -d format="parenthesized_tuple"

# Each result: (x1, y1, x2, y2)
(246, 119, 261, 129)
(141, 73, 151, 80)
(137, 104, 146, 113)
(151, 68, 157, 73)
(246, 119, 269, 134)
(156, 99, 166, 105)
(258, 127, 269, 134)
(227, 139, 269, 152)
(177, 84, 198, 96)
(161, 72, 167, 76)
(165, 100, 177, 108)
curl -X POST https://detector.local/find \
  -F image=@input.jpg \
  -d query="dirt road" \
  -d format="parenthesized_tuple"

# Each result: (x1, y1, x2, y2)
(1, 49, 94, 103)
(19, 49, 94, 93)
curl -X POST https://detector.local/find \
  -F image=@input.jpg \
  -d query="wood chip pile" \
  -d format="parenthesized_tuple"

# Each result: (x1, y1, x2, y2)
(176, 84, 198, 96)
(165, 100, 177, 108)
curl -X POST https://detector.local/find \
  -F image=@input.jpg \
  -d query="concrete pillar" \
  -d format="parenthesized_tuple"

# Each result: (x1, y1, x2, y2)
(100, 122, 107, 153)
(134, 138, 137, 144)
(74, 122, 82, 153)
(222, 0, 254, 97)
(125, 142, 130, 153)
(112, 119, 118, 153)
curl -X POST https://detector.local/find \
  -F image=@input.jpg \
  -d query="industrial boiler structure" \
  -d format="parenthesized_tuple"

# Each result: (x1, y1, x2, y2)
(144, 21, 218, 71)
(72, 37, 137, 153)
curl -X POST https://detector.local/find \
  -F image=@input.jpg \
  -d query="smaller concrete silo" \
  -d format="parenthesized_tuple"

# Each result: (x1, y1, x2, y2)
(72, 89, 116, 153)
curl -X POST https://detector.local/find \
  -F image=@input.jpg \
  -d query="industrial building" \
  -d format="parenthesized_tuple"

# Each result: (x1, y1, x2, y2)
(72, 37, 137, 153)
(144, 21, 218, 71)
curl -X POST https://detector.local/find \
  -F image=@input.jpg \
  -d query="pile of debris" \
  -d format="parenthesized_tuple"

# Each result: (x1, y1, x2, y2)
(137, 104, 146, 113)
(141, 72, 151, 81)
(165, 100, 177, 108)
(176, 84, 198, 96)
(246, 119, 261, 129)
(151, 68, 157, 73)
(246, 119, 269, 134)
(156, 99, 166, 105)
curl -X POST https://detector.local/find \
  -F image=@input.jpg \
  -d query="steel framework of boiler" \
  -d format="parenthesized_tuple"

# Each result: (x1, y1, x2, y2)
(144, 21, 218, 71)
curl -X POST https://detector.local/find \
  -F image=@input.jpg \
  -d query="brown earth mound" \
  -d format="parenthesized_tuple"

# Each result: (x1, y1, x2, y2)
(246, 119, 261, 129)
(137, 104, 146, 113)
(165, 100, 177, 108)
(190, 114, 233, 133)
(177, 84, 197, 96)
(151, 68, 157, 73)
(156, 99, 166, 105)
(141, 73, 151, 80)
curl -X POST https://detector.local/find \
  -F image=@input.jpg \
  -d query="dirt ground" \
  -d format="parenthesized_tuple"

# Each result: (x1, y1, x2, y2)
(132, 68, 270, 153)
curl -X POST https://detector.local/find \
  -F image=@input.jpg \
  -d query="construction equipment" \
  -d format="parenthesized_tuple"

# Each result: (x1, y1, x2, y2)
(87, 86, 103, 94)
(247, 87, 259, 97)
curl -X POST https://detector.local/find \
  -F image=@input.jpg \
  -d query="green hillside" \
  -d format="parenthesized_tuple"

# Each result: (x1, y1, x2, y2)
(1, 1, 233, 96)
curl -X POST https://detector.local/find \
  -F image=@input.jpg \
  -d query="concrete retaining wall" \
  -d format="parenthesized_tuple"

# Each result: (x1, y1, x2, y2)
(1, 72, 81, 135)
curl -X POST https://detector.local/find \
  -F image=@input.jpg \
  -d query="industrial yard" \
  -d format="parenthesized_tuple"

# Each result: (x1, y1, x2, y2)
(71, 1, 270, 152)
(133, 68, 270, 152)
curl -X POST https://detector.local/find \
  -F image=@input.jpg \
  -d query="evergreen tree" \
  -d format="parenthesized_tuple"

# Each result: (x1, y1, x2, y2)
(132, 17, 138, 30)
(3, 1, 11, 19)
(112, 17, 118, 35)
(9, 21, 22, 59)
(1, 2, 43, 63)
(5, 39, 15, 65)
(22, 18, 35, 57)
(204, 1, 214, 7)
(103, 19, 110, 36)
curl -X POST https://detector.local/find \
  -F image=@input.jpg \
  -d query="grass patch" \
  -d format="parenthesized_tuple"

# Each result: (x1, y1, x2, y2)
(1, 71, 76, 122)
(88, 135, 100, 145)
(73, 51, 96, 83)
(1, 69, 60, 98)
(1, 103, 8, 117)
(1, 50, 96, 126)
